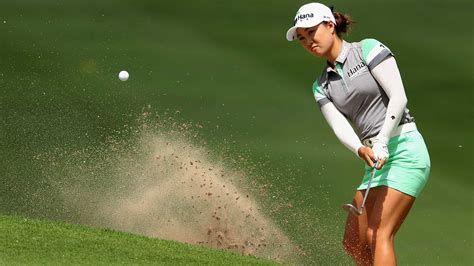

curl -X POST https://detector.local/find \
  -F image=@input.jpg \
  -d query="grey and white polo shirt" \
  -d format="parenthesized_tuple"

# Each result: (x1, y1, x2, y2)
(313, 39, 415, 141)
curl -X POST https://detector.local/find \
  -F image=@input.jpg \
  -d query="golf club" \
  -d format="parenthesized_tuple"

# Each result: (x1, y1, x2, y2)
(342, 161, 379, 216)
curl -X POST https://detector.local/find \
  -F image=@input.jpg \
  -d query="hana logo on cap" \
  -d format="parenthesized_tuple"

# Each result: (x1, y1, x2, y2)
(294, 13, 315, 25)
(286, 3, 336, 41)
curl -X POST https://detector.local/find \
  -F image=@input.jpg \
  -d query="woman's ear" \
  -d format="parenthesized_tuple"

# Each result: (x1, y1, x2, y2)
(327, 21, 335, 34)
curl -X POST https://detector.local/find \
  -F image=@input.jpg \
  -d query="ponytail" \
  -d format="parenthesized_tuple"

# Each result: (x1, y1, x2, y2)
(333, 11, 354, 36)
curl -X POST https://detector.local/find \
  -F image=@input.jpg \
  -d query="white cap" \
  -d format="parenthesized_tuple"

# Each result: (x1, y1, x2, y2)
(286, 3, 336, 41)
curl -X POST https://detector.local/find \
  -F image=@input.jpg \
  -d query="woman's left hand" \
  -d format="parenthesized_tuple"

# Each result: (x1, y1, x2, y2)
(372, 142, 388, 170)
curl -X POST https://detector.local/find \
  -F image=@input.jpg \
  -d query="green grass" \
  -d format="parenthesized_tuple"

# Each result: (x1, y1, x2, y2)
(0, 215, 274, 265)
(1, 0, 473, 264)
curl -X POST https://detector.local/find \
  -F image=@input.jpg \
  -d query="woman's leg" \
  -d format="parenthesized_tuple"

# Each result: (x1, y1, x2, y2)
(365, 186, 415, 266)
(342, 191, 372, 265)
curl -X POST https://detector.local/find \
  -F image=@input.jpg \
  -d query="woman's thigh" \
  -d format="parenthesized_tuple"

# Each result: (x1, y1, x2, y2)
(344, 184, 415, 242)
(366, 186, 416, 237)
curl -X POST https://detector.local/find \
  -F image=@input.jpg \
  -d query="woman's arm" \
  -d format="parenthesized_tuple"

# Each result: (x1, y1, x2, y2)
(320, 102, 364, 156)
(321, 103, 377, 167)
(371, 56, 408, 145)
(368, 56, 408, 166)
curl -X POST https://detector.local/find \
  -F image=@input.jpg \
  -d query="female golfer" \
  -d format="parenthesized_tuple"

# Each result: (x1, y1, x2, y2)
(286, 3, 430, 265)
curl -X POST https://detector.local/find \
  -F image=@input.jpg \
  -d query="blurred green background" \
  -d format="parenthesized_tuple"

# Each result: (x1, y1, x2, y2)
(1, 0, 472, 264)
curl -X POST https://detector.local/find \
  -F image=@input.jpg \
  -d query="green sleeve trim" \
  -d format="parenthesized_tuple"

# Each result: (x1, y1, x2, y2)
(313, 81, 330, 107)
(361, 38, 380, 64)
(312, 81, 322, 95)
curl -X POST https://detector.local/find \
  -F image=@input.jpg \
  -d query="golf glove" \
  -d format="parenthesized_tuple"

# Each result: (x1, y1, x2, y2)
(372, 141, 389, 161)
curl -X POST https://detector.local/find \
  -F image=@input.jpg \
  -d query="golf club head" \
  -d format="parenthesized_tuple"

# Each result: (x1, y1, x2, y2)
(342, 204, 362, 216)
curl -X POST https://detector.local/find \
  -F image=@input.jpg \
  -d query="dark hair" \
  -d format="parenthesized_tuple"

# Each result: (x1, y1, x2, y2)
(333, 12, 354, 36)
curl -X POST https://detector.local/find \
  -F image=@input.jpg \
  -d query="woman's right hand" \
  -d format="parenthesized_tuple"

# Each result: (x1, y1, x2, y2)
(358, 146, 376, 168)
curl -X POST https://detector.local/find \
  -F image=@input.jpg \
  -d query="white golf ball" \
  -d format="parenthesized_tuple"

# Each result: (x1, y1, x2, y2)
(118, 70, 129, 81)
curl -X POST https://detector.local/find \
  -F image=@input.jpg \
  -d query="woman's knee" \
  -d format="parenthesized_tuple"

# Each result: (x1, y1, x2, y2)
(366, 227, 394, 247)
(366, 228, 375, 247)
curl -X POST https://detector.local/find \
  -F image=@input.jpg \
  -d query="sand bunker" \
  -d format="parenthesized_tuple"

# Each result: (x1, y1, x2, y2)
(100, 132, 296, 260)
(42, 112, 302, 262)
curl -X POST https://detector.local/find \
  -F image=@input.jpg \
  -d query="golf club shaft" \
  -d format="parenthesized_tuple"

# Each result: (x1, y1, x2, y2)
(360, 162, 378, 209)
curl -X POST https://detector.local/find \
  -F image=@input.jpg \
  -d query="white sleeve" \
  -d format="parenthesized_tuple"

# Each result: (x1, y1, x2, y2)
(371, 56, 408, 145)
(321, 102, 364, 156)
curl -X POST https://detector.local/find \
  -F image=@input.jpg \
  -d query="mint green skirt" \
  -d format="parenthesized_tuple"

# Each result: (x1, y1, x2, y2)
(357, 130, 431, 198)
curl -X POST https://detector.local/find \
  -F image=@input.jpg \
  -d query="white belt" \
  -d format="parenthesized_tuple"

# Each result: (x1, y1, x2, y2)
(362, 122, 417, 147)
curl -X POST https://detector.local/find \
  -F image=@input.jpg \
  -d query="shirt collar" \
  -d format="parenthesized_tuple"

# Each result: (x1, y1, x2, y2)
(326, 40, 350, 72)
(336, 40, 350, 63)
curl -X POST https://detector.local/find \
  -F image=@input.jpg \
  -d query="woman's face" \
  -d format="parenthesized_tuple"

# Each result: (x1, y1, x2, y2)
(296, 22, 335, 58)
